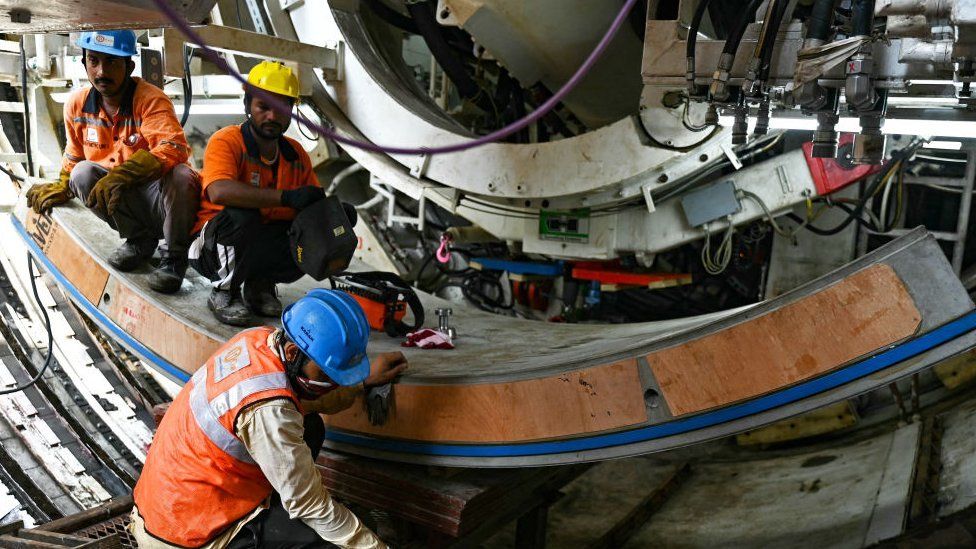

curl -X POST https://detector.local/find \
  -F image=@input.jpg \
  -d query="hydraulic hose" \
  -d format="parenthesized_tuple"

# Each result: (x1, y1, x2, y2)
(756, 0, 792, 81)
(806, 0, 838, 44)
(851, 0, 875, 36)
(686, 0, 714, 92)
(723, 0, 765, 56)
(710, 0, 764, 101)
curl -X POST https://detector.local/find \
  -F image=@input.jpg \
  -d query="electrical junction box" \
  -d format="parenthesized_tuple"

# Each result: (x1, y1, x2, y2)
(539, 209, 590, 243)
(680, 180, 741, 227)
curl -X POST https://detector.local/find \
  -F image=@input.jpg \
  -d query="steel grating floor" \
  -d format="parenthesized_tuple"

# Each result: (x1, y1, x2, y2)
(71, 515, 134, 549)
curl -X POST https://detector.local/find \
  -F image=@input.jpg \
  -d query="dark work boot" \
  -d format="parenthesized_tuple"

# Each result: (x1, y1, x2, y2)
(107, 239, 157, 272)
(208, 288, 253, 326)
(148, 253, 188, 294)
(242, 278, 282, 317)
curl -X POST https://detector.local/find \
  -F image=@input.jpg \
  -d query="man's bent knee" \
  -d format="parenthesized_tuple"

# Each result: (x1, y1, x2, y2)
(68, 161, 106, 202)
(162, 164, 201, 200)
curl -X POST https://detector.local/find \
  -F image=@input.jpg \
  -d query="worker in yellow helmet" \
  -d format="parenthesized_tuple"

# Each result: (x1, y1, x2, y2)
(189, 61, 355, 326)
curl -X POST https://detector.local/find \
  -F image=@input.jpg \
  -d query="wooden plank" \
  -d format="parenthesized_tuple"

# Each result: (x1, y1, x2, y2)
(314, 451, 586, 537)
(326, 358, 648, 443)
(736, 401, 858, 446)
(646, 265, 921, 416)
(102, 280, 219, 373)
(585, 463, 690, 549)
(934, 350, 976, 390)
(24, 211, 108, 305)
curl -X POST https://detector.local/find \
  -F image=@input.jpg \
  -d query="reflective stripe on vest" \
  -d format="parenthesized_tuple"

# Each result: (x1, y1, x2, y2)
(189, 368, 254, 464)
(210, 372, 290, 417)
(190, 367, 288, 464)
(187, 366, 292, 465)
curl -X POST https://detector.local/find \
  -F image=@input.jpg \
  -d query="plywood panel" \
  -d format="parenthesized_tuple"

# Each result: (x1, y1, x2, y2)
(104, 280, 220, 374)
(24, 211, 108, 305)
(647, 265, 921, 416)
(327, 358, 648, 443)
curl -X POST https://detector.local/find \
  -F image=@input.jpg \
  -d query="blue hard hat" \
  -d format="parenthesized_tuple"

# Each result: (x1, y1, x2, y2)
(282, 289, 371, 386)
(76, 30, 138, 58)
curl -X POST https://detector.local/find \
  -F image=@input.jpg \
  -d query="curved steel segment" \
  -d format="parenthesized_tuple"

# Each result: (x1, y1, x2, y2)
(9, 202, 976, 467)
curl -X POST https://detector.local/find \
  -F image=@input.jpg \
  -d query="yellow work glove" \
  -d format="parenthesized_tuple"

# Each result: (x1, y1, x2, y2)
(86, 149, 163, 216)
(25, 169, 73, 214)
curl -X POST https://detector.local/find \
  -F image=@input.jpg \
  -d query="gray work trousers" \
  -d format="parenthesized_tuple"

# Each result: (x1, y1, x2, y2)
(68, 161, 200, 256)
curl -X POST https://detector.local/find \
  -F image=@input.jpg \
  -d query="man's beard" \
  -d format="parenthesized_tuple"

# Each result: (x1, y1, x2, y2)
(251, 119, 284, 140)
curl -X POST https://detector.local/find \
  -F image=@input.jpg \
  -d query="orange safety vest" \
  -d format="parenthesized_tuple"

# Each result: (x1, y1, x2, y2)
(134, 327, 302, 548)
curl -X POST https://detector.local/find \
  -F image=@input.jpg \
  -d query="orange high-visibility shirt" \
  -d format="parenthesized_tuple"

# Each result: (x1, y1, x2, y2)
(194, 123, 319, 234)
(62, 77, 190, 174)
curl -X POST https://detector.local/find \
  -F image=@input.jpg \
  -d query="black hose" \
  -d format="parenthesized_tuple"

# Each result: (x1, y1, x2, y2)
(180, 46, 193, 127)
(722, 0, 765, 55)
(687, 0, 714, 59)
(406, 1, 480, 99)
(20, 38, 33, 177)
(806, 0, 838, 42)
(0, 164, 24, 182)
(757, 0, 793, 80)
(851, 0, 875, 36)
(0, 254, 55, 396)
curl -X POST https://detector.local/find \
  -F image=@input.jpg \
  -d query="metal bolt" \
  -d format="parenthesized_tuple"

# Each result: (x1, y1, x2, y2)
(435, 308, 456, 340)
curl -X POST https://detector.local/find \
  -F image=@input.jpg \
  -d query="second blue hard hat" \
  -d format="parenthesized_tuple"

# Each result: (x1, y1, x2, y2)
(282, 289, 371, 386)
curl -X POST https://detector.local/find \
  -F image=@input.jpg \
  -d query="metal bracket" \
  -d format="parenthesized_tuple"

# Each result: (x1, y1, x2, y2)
(161, 25, 341, 91)
(722, 143, 743, 170)
(370, 175, 427, 231)
(641, 183, 657, 213)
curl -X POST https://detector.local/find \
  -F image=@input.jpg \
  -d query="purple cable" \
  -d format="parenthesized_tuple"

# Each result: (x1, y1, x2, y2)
(150, 0, 639, 156)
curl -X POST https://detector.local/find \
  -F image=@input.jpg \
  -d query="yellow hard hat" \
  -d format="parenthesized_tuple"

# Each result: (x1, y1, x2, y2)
(246, 60, 300, 100)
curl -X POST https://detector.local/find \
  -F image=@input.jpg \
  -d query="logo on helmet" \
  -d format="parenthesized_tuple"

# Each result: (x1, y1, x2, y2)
(300, 325, 315, 341)
(296, 245, 303, 263)
(333, 225, 345, 237)
(94, 34, 116, 47)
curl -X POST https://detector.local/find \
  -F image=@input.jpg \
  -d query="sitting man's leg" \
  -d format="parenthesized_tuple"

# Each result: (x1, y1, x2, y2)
(241, 221, 306, 318)
(68, 161, 156, 272)
(189, 207, 263, 326)
(225, 414, 334, 549)
(145, 165, 201, 293)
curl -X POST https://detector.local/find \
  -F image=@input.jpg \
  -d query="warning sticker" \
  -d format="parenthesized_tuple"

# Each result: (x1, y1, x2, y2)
(213, 339, 251, 382)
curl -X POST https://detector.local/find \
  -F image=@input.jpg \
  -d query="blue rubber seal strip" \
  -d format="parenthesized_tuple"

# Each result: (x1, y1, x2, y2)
(12, 216, 192, 383)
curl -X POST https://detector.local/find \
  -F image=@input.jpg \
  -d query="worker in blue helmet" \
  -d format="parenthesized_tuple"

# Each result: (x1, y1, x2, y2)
(132, 289, 407, 549)
(26, 29, 200, 295)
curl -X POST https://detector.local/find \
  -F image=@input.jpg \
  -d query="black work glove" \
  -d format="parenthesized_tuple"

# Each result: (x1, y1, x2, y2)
(281, 186, 325, 211)
(365, 383, 394, 426)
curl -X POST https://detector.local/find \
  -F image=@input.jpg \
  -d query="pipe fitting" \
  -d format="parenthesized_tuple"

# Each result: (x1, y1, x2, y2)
(845, 52, 878, 112)
(885, 14, 931, 38)
(853, 114, 887, 165)
(812, 112, 840, 158)
(899, 39, 954, 64)
(731, 106, 749, 145)
(753, 100, 771, 137)
(875, 0, 950, 19)
(709, 52, 735, 102)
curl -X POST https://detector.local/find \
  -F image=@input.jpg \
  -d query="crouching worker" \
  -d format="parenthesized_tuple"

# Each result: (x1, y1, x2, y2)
(26, 30, 199, 294)
(131, 289, 407, 548)
(191, 60, 355, 326)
